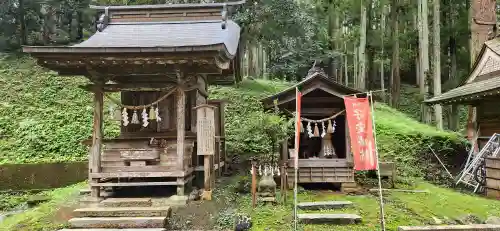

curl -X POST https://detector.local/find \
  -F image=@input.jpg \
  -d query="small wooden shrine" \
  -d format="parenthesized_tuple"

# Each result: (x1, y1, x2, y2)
(261, 69, 362, 188)
(23, 1, 244, 199)
(425, 39, 500, 149)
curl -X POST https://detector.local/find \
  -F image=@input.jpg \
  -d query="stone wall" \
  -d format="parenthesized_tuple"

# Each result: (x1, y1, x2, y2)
(0, 162, 87, 191)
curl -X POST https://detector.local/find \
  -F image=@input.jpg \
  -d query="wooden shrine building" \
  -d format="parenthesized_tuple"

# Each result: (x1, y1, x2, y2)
(23, 1, 244, 199)
(261, 69, 362, 188)
(425, 38, 500, 150)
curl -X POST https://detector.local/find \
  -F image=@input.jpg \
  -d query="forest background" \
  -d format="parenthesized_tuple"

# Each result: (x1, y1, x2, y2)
(1, 0, 493, 132)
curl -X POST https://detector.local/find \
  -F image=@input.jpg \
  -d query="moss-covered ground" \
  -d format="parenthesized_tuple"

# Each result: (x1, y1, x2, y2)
(227, 181, 500, 231)
(0, 183, 85, 231)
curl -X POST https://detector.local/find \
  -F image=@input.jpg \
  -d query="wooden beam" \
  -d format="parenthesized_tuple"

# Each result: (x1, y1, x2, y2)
(90, 83, 104, 198)
(80, 83, 176, 92)
(301, 97, 342, 103)
(90, 169, 192, 178)
(300, 108, 343, 116)
(287, 159, 351, 168)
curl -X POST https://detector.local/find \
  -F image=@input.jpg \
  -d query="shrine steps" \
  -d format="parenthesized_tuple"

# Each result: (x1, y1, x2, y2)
(59, 229, 165, 231)
(68, 217, 167, 229)
(73, 207, 172, 217)
(100, 198, 153, 207)
(297, 201, 353, 210)
(297, 200, 362, 225)
(298, 213, 362, 225)
(59, 198, 172, 231)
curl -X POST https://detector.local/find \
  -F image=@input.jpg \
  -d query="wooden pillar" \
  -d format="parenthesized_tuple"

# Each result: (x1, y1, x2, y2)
(251, 161, 257, 208)
(176, 87, 186, 196)
(220, 102, 228, 173)
(90, 83, 103, 198)
(280, 139, 288, 203)
(203, 155, 212, 200)
(345, 117, 353, 163)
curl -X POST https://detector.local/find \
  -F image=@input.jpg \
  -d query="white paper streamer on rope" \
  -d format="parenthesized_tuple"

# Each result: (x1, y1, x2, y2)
(307, 122, 313, 137)
(131, 110, 140, 124)
(122, 108, 129, 126)
(155, 106, 162, 122)
(141, 108, 149, 127)
(321, 121, 326, 138)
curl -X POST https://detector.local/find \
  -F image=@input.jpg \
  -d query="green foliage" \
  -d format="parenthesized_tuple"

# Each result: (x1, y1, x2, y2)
(0, 56, 119, 164)
(375, 103, 466, 183)
(0, 182, 85, 230)
(209, 79, 292, 157)
(0, 191, 34, 211)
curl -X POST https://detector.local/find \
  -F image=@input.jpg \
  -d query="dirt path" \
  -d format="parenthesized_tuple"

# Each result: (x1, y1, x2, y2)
(169, 177, 238, 231)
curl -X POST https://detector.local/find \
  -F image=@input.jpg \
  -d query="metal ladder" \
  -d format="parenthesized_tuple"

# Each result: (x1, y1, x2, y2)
(456, 133, 500, 193)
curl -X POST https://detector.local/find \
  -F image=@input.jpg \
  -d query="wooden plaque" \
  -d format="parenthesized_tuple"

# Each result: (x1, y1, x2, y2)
(119, 149, 160, 160)
(195, 104, 216, 156)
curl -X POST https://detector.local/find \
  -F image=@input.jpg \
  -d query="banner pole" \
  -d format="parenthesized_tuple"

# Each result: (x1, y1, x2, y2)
(293, 87, 300, 231)
(368, 91, 386, 231)
(293, 155, 298, 231)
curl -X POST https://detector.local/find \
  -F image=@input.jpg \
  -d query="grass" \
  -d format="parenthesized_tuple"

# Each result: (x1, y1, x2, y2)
(0, 182, 85, 231)
(233, 181, 500, 231)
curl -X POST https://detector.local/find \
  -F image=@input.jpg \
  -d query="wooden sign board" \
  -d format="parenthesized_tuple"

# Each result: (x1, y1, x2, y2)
(195, 104, 217, 156)
(120, 149, 160, 160)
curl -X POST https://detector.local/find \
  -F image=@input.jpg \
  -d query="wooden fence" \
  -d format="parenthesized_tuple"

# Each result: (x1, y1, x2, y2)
(485, 157, 500, 199)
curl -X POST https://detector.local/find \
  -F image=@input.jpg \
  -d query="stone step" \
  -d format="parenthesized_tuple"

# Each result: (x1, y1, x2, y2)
(69, 217, 166, 229)
(398, 224, 500, 231)
(73, 207, 172, 218)
(298, 213, 362, 225)
(100, 198, 152, 207)
(59, 229, 165, 231)
(297, 201, 353, 210)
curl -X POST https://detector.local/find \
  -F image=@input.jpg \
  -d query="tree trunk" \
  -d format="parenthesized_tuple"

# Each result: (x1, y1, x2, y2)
(358, 0, 367, 90)
(433, 0, 443, 129)
(380, 5, 386, 102)
(327, 0, 336, 79)
(414, 12, 419, 86)
(345, 43, 349, 86)
(354, 45, 359, 88)
(77, 9, 83, 41)
(419, 0, 431, 123)
(449, 36, 459, 131)
(390, 0, 400, 108)
(366, 0, 376, 90)
(18, 0, 26, 45)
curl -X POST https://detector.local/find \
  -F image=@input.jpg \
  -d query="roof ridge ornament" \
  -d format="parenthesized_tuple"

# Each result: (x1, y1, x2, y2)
(221, 3, 228, 30)
(97, 7, 110, 32)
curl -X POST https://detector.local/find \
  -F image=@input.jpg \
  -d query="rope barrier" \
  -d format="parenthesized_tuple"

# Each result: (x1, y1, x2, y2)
(104, 86, 197, 110)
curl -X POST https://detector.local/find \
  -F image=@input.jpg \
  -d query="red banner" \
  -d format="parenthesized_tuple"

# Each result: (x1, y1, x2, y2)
(344, 96, 378, 171)
(294, 87, 302, 169)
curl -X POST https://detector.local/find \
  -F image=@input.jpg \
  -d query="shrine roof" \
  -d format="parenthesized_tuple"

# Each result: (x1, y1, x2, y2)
(425, 38, 500, 105)
(261, 72, 362, 109)
(23, 20, 240, 56)
(90, 1, 245, 10)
